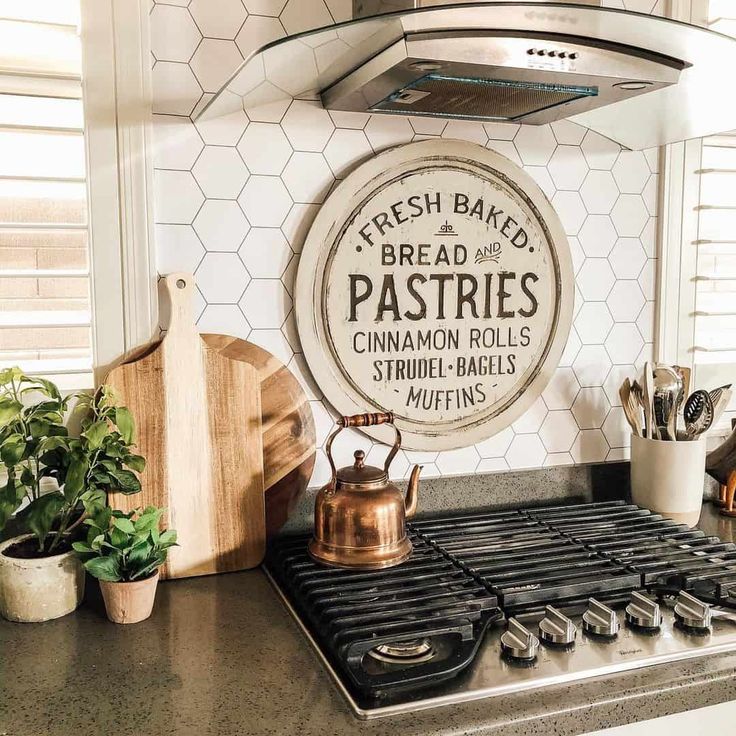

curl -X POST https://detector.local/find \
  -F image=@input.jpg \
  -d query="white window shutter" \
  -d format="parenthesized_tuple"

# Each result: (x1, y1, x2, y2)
(0, 0, 92, 389)
(690, 2, 736, 430)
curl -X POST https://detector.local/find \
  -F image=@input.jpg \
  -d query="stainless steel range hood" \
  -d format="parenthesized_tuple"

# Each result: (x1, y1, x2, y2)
(321, 29, 686, 125)
(196, 2, 736, 150)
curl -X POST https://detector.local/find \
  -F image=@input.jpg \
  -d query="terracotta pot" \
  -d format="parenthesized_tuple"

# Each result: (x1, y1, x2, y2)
(99, 570, 160, 624)
(0, 534, 85, 623)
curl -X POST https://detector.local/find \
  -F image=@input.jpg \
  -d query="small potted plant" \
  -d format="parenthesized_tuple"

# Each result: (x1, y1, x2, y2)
(0, 369, 144, 622)
(74, 506, 176, 624)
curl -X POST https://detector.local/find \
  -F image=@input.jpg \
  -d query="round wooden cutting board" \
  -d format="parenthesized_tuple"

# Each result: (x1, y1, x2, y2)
(201, 335, 316, 536)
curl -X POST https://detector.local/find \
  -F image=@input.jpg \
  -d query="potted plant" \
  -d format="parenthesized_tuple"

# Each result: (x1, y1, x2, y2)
(0, 369, 144, 622)
(74, 506, 176, 624)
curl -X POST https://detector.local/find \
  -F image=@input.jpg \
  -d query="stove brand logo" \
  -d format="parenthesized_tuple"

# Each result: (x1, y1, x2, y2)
(296, 140, 574, 450)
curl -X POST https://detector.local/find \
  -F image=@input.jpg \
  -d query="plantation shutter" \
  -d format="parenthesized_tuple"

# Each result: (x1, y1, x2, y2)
(689, 0, 736, 431)
(0, 0, 92, 389)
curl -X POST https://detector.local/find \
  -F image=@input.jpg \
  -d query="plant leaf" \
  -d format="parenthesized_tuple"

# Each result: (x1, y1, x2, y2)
(63, 455, 89, 501)
(114, 407, 135, 445)
(0, 477, 25, 532)
(107, 468, 141, 495)
(80, 488, 106, 517)
(109, 525, 128, 547)
(113, 516, 136, 535)
(84, 555, 121, 582)
(124, 454, 146, 473)
(83, 420, 109, 450)
(24, 493, 65, 548)
(0, 399, 22, 429)
(159, 529, 177, 546)
(0, 433, 26, 466)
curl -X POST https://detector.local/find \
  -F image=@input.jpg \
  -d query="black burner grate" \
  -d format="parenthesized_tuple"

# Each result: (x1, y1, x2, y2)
(266, 500, 736, 699)
(266, 531, 501, 697)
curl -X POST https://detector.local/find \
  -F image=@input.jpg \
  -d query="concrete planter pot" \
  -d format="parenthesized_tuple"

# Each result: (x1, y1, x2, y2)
(0, 534, 85, 622)
(99, 570, 160, 624)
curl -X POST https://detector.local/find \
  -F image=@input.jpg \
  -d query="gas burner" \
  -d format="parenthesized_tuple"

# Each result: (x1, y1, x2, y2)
(367, 638, 435, 664)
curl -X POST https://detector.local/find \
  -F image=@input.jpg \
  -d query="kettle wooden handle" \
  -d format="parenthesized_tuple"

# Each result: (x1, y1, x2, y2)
(338, 412, 394, 428)
(325, 412, 401, 489)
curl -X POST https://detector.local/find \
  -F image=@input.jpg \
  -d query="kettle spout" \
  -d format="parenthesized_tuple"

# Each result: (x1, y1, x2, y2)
(405, 465, 422, 518)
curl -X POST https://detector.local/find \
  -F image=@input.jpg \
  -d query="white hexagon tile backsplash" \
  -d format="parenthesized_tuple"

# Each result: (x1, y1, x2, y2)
(150, 0, 665, 486)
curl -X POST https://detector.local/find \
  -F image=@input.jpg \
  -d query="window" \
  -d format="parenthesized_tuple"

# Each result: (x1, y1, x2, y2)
(690, 0, 736, 431)
(0, 0, 93, 389)
(660, 0, 736, 434)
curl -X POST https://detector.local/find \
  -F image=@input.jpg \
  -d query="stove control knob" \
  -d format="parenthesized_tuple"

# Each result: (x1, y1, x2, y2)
(501, 618, 539, 661)
(539, 605, 577, 646)
(674, 591, 712, 631)
(625, 592, 663, 630)
(583, 598, 620, 638)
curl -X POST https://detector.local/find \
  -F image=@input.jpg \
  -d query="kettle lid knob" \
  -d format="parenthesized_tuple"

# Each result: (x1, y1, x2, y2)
(353, 449, 365, 469)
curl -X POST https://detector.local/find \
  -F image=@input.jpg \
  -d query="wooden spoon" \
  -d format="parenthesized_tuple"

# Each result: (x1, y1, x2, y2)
(619, 378, 643, 437)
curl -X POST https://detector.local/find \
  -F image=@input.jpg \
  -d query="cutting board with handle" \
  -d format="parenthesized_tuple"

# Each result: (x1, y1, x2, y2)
(106, 273, 265, 579)
(200, 335, 316, 536)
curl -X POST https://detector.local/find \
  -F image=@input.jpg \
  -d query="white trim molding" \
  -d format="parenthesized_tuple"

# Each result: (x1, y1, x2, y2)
(655, 138, 702, 370)
(655, 0, 706, 369)
(81, 0, 157, 384)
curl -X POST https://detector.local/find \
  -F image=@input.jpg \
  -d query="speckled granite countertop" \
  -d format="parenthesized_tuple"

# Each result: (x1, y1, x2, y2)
(2, 501, 736, 736)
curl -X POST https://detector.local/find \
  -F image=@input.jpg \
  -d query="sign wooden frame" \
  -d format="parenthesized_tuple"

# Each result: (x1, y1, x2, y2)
(296, 140, 574, 450)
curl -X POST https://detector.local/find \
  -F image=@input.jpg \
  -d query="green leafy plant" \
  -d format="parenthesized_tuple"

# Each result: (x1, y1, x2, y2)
(0, 368, 69, 533)
(73, 506, 177, 582)
(0, 369, 145, 554)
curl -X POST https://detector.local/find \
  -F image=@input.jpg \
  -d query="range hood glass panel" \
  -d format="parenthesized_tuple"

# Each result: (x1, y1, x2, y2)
(196, 3, 736, 150)
(373, 75, 598, 120)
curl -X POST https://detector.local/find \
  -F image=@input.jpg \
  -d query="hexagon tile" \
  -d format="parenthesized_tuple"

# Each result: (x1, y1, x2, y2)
(151, 0, 659, 484)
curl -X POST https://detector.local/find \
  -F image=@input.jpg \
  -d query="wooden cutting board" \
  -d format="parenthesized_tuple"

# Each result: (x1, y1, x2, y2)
(106, 273, 266, 579)
(200, 335, 316, 536)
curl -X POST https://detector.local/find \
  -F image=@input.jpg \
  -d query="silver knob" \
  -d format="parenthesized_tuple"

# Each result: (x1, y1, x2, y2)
(625, 592, 662, 629)
(583, 598, 620, 638)
(501, 618, 539, 661)
(539, 605, 577, 646)
(674, 591, 711, 630)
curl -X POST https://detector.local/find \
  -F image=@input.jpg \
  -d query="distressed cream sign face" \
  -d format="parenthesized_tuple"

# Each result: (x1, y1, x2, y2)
(297, 141, 573, 450)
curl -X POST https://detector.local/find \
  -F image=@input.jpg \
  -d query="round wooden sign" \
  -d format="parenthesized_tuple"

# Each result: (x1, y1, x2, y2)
(296, 140, 574, 450)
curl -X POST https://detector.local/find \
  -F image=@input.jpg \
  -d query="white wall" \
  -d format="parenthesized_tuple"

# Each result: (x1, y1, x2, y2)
(149, 0, 666, 486)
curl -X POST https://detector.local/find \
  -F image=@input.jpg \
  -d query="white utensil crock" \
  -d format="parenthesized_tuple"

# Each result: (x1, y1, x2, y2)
(630, 434, 707, 527)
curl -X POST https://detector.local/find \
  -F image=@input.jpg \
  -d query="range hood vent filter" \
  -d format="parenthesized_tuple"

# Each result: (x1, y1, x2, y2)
(373, 75, 598, 120)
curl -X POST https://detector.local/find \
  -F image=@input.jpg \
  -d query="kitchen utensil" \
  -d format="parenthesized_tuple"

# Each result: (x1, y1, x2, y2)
(684, 389, 714, 439)
(674, 365, 692, 400)
(642, 362, 655, 440)
(200, 335, 316, 536)
(309, 412, 422, 570)
(106, 273, 266, 579)
(711, 388, 733, 429)
(619, 378, 642, 437)
(652, 364, 682, 441)
(631, 380, 647, 435)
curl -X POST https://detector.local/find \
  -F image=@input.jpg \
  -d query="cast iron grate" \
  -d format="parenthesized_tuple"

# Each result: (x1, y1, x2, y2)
(523, 501, 736, 600)
(266, 500, 736, 699)
(266, 531, 501, 697)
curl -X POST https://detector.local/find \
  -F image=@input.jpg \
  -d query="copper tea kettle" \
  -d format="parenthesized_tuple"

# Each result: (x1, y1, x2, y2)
(308, 412, 421, 570)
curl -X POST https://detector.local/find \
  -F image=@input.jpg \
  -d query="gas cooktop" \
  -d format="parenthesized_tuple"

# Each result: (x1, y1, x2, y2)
(265, 501, 736, 719)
